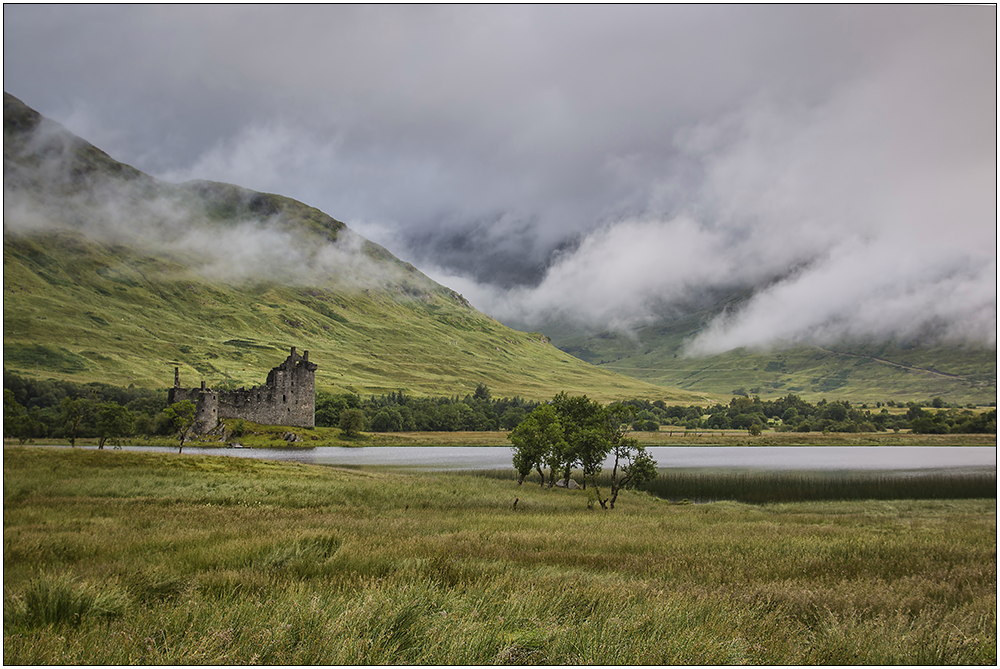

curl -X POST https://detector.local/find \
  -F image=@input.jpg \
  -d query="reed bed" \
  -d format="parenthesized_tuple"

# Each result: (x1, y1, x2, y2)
(639, 470, 997, 504)
(475, 468, 997, 504)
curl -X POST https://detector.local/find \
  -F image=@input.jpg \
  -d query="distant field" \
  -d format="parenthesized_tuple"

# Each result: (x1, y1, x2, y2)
(4, 447, 994, 665)
(9, 429, 996, 450)
(360, 429, 998, 448)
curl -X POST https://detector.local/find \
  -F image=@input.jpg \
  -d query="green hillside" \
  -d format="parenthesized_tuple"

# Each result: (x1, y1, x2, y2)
(3, 92, 707, 404)
(548, 300, 996, 405)
(6, 91, 992, 407)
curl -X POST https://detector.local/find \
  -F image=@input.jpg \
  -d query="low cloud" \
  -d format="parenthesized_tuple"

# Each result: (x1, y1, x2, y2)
(5, 5, 995, 354)
(684, 244, 997, 355)
(437, 49, 997, 352)
(4, 178, 414, 293)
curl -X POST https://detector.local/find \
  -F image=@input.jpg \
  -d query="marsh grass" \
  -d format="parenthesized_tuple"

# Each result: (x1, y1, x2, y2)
(4, 446, 996, 664)
(476, 467, 996, 503)
(3, 572, 128, 628)
(639, 470, 997, 503)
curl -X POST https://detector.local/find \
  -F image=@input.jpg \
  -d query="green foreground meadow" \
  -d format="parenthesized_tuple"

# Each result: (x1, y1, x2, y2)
(4, 446, 996, 665)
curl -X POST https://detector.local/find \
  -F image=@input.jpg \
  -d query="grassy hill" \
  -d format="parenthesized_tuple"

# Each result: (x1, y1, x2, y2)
(547, 297, 996, 405)
(3, 92, 709, 404)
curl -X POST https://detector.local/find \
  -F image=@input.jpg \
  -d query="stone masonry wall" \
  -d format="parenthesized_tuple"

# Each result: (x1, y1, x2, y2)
(169, 347, 317, 432)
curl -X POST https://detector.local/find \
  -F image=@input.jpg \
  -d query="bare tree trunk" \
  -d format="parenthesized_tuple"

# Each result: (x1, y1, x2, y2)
(590, 481, 609, 510)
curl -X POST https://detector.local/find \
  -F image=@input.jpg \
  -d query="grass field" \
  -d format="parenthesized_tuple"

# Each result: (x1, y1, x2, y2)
(4, 446, 995, 664)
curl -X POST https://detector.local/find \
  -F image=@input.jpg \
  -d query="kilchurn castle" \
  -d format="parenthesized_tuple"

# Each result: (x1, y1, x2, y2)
(168, 347, 318, 433)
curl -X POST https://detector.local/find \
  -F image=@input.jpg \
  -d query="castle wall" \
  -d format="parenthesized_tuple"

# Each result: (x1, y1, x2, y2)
(170, 347, 317, 432)
(168, 381, 219, 433)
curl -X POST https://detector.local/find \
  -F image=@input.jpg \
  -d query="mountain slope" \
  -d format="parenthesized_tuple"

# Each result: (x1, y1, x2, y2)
(3, 92, 710, 404)
(547, 294, 996, 405)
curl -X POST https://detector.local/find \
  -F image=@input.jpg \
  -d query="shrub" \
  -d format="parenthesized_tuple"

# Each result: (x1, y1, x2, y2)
(4, 573, 126, 628)
(339, 408, 366, 436)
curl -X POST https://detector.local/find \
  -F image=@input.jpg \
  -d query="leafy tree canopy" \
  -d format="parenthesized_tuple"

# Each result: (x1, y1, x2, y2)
(509, 393, 658, 509)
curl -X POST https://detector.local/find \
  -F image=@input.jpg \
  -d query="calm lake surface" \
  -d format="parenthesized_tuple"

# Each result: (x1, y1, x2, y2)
(65, 445, 996, 473)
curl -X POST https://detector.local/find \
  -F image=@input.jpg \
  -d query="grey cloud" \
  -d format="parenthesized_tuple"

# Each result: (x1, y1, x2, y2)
(4, 4, 995, 352)
(443, 33, 997, 349)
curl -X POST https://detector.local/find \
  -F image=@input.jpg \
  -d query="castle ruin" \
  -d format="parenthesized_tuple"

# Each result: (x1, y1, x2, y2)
(168, 346, 318, 433)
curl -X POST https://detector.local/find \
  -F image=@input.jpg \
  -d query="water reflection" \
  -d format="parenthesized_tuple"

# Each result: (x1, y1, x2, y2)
(65, 444, 996, 472)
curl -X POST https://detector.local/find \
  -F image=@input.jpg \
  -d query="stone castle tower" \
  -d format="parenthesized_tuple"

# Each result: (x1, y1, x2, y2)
(169, 347, 318, 433)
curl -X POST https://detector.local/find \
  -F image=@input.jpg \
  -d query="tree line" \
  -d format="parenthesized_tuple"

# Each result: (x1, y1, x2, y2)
(4, 371, 172, 445)
(641, 394, 997, 435)
(3, 371, 201, 450)
(324, 389, 996, 436)
(4, 370, 994, 443)
(315, 384, 542, 435)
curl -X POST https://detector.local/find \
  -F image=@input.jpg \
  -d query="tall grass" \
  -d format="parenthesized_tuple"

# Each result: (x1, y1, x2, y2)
(4, 446, 996, 665)
(638, 470, 997, 504)
(477, 467, 997, 503)
(3, 572, 127, 628)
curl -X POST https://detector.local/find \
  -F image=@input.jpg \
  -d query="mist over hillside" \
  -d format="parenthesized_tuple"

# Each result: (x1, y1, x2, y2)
(3, 93, 438, 295)
(5, 7, 995, 375)
(4, 92, 702, 403)
(4, 90, 996, 404)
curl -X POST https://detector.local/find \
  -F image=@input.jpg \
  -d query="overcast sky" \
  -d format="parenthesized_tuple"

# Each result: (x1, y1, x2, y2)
(4, 5, 996, 352)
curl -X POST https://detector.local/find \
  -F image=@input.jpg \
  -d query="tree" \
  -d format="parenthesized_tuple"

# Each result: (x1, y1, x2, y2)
(4, 389, 30, 444)
(570, 401, 635, 494)
(500, 406, 526, 430)
(230, 419, 247, 437)
(397, 405, 416, 431)
(603, 436, 657, 510)
(573, 427, 607, 491)
(95, 402, 134, 450)
(584, 403, 654, 509)
(163, 401, 197, 453)
(339, 408, 366, 437)
(550, 393, 625, 489)
(315, 391, 359, 428)
(60, 397, 93, 447)
(508, 404, 564, 486)
(822, 402, 849, 422)
(473, 383, 492, 402)
(509, 394, 657, 508)
(371, 407, 403, 432)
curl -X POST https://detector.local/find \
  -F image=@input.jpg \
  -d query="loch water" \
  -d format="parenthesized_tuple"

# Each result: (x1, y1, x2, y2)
(61, 444, 996, 473)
